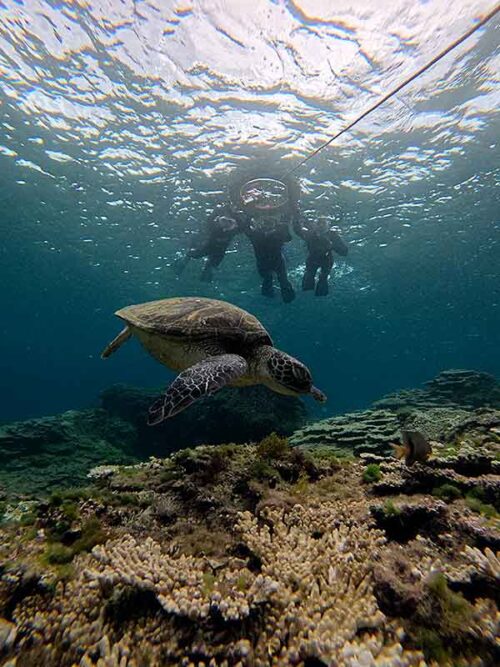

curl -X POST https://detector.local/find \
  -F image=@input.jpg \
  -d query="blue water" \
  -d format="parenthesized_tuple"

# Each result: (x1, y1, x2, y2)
(0, 1, 499, 422)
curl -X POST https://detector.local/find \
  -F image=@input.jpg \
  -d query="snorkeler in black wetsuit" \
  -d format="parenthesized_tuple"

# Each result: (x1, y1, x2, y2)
(174, 203, 243, 282)
(293, 216, 348, 296)
(243, 213, 296, 303)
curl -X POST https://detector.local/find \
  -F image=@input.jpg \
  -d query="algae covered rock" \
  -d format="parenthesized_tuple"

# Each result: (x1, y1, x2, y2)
(0, 383, 308, 498)
(100, 383, 308, 455)
(0, 410, 137, 496)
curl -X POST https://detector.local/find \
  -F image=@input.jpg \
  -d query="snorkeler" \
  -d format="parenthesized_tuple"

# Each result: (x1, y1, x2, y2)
(293, 215, 348, 296)
(243, 213, 296, 303)
(174, 203, 243, 282)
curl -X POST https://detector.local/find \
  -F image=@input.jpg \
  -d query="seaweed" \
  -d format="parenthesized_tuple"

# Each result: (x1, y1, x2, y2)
(248, 458, 279, 482)
(49, 487, 92, 505)
(432, 484, 463, 503)
(409, 572, 475, 663)
(382, 499, 401, 517)
(362, 464, 382, 483)
(44, 543, 74, 565)
(19, 512, 37, 527)
(43, 517, 108, 566)
(256, 433, 290, 460)
(465, 495, 498, 519)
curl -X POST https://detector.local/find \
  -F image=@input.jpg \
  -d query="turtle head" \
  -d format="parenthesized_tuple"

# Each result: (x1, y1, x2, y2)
(259, 347, 327, 403)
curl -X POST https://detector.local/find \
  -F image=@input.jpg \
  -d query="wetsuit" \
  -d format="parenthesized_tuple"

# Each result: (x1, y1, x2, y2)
(175, 204, 243, 282)
(293, 219, 348, 296)
(244, 218, 295, 303)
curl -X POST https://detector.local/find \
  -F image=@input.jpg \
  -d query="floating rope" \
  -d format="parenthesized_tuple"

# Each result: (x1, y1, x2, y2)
(283, 3, 500, 177)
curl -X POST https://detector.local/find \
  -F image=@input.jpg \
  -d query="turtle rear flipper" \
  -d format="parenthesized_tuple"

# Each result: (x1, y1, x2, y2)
(101, 326, 131, 359)
(148, 354, 248, 425)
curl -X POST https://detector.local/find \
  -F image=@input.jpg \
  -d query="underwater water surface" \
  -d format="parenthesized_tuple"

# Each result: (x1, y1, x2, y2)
(0, 0, 499, 421)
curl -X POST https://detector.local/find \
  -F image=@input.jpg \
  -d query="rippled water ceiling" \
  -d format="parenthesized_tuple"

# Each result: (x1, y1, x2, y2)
(1, 1, 498, 187)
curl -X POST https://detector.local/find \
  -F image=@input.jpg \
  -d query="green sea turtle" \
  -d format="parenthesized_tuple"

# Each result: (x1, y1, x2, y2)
(101, 297, 326, 424)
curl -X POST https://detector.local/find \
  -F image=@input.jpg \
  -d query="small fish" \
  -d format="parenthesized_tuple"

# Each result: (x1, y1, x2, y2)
(392, 430, 432, 466)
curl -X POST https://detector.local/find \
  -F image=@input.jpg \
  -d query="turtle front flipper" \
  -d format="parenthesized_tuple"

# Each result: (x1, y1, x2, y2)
(148, 354, 248, 424)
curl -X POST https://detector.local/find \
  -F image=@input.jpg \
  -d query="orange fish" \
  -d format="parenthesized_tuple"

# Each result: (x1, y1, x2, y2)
(392, 430, 432, 466)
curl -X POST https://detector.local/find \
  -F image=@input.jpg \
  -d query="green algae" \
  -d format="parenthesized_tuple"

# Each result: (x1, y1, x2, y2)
(432, 484, 463, 502)
(415, 628, 451, 663)
(307, 446, 355, 463)
(19, 512, 37, 527)
(382, 499, 401, 517)
(249, 458, 280, 482)
(292, 473, 310, 494)
(43, 517, 107, 567)
(410, 572, 475, 664)
(49, 487, 93, 505)
(202, 571, 216, 595)
(362, 463, 382, 483)
(465, 495, 498, 519)
(44, 543, 74, 565)
(256, 432, 290, 460)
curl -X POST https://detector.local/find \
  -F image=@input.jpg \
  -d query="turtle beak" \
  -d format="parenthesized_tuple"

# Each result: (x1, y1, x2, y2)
(311, 385, 327, 403)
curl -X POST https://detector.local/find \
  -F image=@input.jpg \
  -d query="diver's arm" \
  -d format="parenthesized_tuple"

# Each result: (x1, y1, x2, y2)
(329, 231, 349, 256)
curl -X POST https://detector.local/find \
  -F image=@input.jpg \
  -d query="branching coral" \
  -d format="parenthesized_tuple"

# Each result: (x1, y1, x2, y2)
(340, 627, 426, 666)
(79, 634, 133, 667)
(463, 545, 500, 581)
(81, 502, 426, 666)
(88, 535, 277, 622)
(235, 501, 388, 663)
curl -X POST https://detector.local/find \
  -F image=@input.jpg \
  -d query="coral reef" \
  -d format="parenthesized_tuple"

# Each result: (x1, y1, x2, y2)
(1, 495, 426, 666)
(0, 385, 307, 498)
(101, 383, 308, 454)
(1, 426, 498, 666)
(0, 410, 137, 496)
(290, 408, 402, 455)
(291, 369, 500, 457)
(0, 370, 499, 666)
(374, 369, 500, 410)
(424, 370, 500, 408)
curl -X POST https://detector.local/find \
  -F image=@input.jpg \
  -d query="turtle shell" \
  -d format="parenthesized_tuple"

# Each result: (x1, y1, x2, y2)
(115, 297, 273, 347)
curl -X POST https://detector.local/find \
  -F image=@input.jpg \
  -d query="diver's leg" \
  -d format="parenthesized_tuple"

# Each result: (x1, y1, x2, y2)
(276, 254, 295, 303)
(256, 255, 274, 297)
(302, 255, 317, 291)
(261, 270, 274, 297)
(315, 253, 333, 296)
